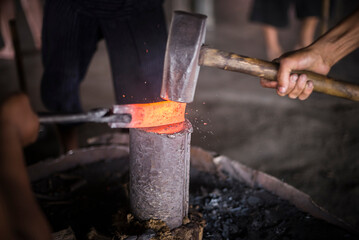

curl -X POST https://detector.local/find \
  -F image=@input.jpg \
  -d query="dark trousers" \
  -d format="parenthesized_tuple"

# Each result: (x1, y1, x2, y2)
(41, 0, 167, 113)
(250, 0, 322, 28)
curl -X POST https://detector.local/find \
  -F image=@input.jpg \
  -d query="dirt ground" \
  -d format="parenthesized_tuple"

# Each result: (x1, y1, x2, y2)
(32, 156, 356, 240)
(1, 0, 359, 231)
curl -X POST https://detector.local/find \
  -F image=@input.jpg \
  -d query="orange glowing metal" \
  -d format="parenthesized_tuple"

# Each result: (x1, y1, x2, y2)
(143, 121, 187, 134)
(109, 101, 186, 128)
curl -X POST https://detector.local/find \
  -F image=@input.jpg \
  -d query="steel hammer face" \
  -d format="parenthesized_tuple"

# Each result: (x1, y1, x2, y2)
(161, 11, 207, 103)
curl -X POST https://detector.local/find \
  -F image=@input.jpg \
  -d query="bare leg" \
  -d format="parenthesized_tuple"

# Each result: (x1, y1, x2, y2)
(262, 25, 283, 60)
(20, 0, 43, 49)
(0, 0, 15, 59)
(297, 16, 319, 49)
(57, 125, 79, 153)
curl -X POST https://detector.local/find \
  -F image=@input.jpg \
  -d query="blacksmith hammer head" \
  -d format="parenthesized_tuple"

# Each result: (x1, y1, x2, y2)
(161, 11, 207, 103)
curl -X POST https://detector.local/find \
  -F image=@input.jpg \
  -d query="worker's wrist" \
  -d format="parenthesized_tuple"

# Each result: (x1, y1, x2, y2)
(0, 120, 23, 146)
(307, 41, 335, 69)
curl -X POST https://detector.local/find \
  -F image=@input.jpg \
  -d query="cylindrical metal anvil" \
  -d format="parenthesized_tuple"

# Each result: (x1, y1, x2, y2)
(129, 120, 192, 229)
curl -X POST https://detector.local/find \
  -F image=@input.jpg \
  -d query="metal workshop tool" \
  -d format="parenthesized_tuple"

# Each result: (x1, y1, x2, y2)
(39, 101, 186, 128)
(161, 11, 359, 103)
(130, 120, 192, 229)
(39, 108, 130, 125)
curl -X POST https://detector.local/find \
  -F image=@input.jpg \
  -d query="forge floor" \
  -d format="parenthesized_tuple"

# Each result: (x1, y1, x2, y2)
(32, 157, 356, 240)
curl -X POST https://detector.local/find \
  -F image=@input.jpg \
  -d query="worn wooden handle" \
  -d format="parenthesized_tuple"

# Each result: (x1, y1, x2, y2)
(199, 46, 359, 101)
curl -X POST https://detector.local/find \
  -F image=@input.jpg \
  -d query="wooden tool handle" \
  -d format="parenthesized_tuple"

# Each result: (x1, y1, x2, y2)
(199, 46, 359, 101)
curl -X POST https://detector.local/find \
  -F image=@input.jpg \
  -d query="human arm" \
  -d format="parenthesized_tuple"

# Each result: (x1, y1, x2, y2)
(261, 7, 359, 100)
(0, 93, 51, 240)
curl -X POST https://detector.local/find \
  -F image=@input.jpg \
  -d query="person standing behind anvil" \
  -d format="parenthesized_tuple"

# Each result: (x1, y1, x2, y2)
(40, 0, 167, 151)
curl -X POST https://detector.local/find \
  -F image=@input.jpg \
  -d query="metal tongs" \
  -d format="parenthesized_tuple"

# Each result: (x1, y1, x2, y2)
(38, 101, 186, 128)
(39, 108, 132, 125)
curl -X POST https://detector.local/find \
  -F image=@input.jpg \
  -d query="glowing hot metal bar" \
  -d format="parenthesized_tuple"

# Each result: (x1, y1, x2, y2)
(39, 101, 186, 129)
(110, 101, 186, 128)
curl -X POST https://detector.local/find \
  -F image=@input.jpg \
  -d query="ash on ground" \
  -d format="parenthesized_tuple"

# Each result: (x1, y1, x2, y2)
(190, 169, 355, 240)
(32, 158, 356, 240)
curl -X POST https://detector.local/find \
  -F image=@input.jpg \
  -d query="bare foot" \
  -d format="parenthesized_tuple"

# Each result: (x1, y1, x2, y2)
(0, 47, 14, 60)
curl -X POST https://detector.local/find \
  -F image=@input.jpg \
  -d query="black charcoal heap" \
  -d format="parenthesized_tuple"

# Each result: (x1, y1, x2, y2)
(190, 170, 355, 240)
(33, 158, 356, 240)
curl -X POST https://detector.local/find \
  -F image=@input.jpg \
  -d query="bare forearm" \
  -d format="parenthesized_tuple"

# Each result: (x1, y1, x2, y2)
(0, 124, 51, 240)
(310, 8, 359, 67)
(0, 124, 25, 180)
(265, 8, 359, 100)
